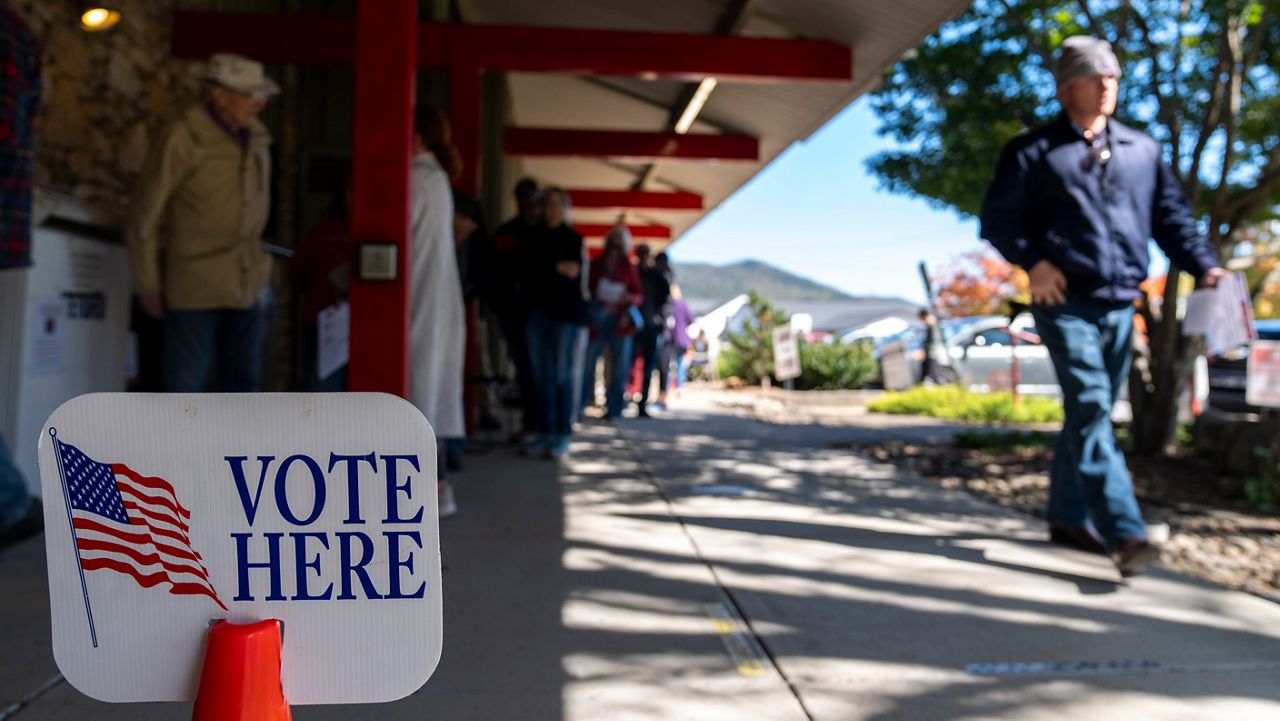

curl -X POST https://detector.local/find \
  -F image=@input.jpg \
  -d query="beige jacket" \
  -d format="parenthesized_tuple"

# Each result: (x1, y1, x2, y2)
(128, 104, 272, 310)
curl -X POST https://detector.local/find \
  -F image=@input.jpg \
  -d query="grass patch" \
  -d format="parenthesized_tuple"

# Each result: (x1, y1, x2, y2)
(868, 385, 1064, 425)
(953, 430, 1058, 451)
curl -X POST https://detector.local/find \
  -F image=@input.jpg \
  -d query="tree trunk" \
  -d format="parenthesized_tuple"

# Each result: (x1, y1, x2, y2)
(1130, 271, 1199, 456)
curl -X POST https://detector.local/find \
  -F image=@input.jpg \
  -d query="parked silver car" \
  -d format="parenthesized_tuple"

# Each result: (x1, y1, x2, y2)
(943, 317, 1060, 395)
(879, 315, 1060, 395)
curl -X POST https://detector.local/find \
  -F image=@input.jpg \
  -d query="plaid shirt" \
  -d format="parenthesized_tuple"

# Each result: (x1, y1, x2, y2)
(0, 5, 40, 269)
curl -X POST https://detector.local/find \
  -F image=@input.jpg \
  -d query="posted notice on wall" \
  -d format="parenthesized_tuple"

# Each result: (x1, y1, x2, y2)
(1183, 272, 1257, 356)
(316, 302, 350, 381)
(39, 393, 442, 705)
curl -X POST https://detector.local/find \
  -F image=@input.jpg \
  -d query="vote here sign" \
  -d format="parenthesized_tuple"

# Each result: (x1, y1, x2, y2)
(38, 393, 442, 705)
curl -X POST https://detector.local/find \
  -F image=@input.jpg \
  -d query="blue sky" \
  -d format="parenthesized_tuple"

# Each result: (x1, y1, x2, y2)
(669, 98, 986, 305)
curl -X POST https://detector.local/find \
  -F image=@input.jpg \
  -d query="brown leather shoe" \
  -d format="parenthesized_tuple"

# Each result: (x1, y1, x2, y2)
(1113, 539, 1161, 577)
(1048, 524, 1107, 555)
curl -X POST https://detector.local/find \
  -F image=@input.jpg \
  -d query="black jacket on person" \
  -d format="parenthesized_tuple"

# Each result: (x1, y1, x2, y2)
(638, 266, 671, 330)
(980, 113, 1219, 302)
(524, 223, 588, 325)
(477, 216, 536, 316)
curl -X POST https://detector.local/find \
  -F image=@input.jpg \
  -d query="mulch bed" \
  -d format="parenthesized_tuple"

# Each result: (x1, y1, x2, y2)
(842, 438, 1280, 602)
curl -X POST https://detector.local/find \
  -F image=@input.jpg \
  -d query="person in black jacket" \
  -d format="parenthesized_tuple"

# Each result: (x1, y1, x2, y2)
(980, 36, 1228, 577)
(633, 244, 671, 417)
(480, 179, 542, 438)
(522, 187, 588, 460)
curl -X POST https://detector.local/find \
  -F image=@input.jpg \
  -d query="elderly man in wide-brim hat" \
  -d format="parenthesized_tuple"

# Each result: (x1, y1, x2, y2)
(128, 53, 280, 393)
(979, 37, 1229, 577)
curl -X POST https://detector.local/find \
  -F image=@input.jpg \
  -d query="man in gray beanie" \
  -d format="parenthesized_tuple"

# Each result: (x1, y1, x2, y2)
(979, 37, 1228, 577)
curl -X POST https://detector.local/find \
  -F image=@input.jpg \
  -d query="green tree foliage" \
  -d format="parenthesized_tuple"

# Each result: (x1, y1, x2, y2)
(868, 0, 1280, 454)
(797, 340, 878, 391)
(716, 292, 878, 389)
(717, 291, 790, 385)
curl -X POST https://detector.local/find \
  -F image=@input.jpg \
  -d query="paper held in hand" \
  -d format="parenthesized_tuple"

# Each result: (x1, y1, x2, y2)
(1182, 272, 1257, 356)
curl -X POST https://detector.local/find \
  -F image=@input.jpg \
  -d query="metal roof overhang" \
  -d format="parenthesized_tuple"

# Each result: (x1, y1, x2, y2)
(174, 1, 970, 252)
(457, 0, 974, 251)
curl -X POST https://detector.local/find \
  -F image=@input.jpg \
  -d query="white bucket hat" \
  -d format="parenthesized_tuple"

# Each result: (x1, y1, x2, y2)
(206, 53, 280, 98)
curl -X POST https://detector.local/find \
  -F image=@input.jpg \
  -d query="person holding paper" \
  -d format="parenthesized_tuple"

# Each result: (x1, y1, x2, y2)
(582, 226, 644, 419)
(979, 37, 1229, 577)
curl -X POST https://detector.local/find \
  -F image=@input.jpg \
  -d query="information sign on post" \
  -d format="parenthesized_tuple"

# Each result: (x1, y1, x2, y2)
(1247, 340, 1280, 409)
(39, 393, 442, 707)
(772, 324, 802, 383)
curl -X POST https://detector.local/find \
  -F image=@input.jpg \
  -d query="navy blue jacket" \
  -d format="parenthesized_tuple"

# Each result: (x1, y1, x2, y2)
(980, 114, 1219, 302)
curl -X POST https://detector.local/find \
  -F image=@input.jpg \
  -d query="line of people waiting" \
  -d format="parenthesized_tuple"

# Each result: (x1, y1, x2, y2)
(74, 51, 698, 523)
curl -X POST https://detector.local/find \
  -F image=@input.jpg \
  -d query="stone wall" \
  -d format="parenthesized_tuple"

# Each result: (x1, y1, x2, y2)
(11, 0, 212, 224)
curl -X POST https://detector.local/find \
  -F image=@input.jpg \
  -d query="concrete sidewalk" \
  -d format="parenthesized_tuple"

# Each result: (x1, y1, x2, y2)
(2, 393, 1279, 719)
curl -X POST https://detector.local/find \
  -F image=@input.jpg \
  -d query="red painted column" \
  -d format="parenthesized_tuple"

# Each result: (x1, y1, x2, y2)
(348, 0, 416, 395)
(449, 58, 484, 434)
(450, 60, 483, 198)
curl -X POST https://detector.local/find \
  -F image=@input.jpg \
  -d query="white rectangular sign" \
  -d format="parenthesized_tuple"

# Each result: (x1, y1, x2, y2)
(772, 325, 801, 382)
(1247, 340, 1280, 409)
(1184, 272, 1258, 356)
(39, 393, 442, 705)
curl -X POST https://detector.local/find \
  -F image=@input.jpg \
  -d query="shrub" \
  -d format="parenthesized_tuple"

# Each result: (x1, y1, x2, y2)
(717, 291, 790, 385)
(868, 385, 1063, 425)
(796, 339, 877, 391)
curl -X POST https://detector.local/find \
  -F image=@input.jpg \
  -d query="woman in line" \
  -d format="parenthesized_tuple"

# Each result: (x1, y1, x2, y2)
(407, 107, 466, 517)
(523, 188, 588, 459)
(582, 226, 643, 419)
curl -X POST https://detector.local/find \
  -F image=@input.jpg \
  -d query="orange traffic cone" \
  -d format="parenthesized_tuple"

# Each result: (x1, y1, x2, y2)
(192, 620, 291, 721)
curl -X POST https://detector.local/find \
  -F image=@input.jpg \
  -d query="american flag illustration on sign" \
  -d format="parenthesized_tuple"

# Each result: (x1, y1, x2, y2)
(50, 429, 226, 647)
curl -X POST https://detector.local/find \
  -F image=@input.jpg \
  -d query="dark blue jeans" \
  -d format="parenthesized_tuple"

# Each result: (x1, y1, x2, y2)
(635, 327, 664, 409)
(1033, 301, 1146, 548)
(164, 306, 262, 392)
(498, 312, 536, 432)
(583, 311, 634, 418)
(526, 310, 580, 437)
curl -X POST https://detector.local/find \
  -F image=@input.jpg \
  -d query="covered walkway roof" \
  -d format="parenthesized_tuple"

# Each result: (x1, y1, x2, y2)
(177, 0, 971, 252)
(470, 0, 972, 251)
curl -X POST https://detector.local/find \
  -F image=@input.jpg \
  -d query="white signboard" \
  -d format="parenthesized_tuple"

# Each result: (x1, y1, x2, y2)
(880, 340, 913, 391)
(39, 393, 442, 705)
(772, 325, 801, 382)
(1247, 340, 1280, 409)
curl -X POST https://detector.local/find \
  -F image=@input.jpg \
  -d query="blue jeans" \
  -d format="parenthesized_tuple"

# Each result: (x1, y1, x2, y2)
(0, 435, 31, 528)
(164, 306, 262, 392)
(1033, 301, 1146, 548)
(583, 312, 634, 418)
(498, 312, 536, 432)
(526, 310, 580, 437)
(635, 327, 664, 408)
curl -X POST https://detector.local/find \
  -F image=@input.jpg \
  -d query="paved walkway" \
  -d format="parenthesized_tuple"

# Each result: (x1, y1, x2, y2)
(3, 392, 1280, 719)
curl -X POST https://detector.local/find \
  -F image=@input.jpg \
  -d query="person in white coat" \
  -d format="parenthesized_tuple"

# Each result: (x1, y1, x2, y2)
(407, 108, 465, 518)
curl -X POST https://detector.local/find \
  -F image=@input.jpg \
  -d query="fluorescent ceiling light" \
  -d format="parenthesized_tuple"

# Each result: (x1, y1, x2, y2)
(674, 77, 718, 135)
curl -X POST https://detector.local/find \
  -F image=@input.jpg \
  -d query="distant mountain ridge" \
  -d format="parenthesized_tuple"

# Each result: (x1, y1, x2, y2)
(673, 259, 858, 308)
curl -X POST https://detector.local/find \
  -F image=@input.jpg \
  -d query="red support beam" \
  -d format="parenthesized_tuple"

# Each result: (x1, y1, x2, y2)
(563, 189, 703, 211)
(447, 24, 852, 82)
(504, 128, 758, 162)
(171, 12, 853, 83)
(347, 0, 416, 396)
(576, 224, 672, 240)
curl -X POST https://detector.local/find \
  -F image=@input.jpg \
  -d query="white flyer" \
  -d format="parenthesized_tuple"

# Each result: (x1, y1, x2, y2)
(1183, 273, 1257, 357)
(596, 278, 627, 304)
(316, 302, 350, 381)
